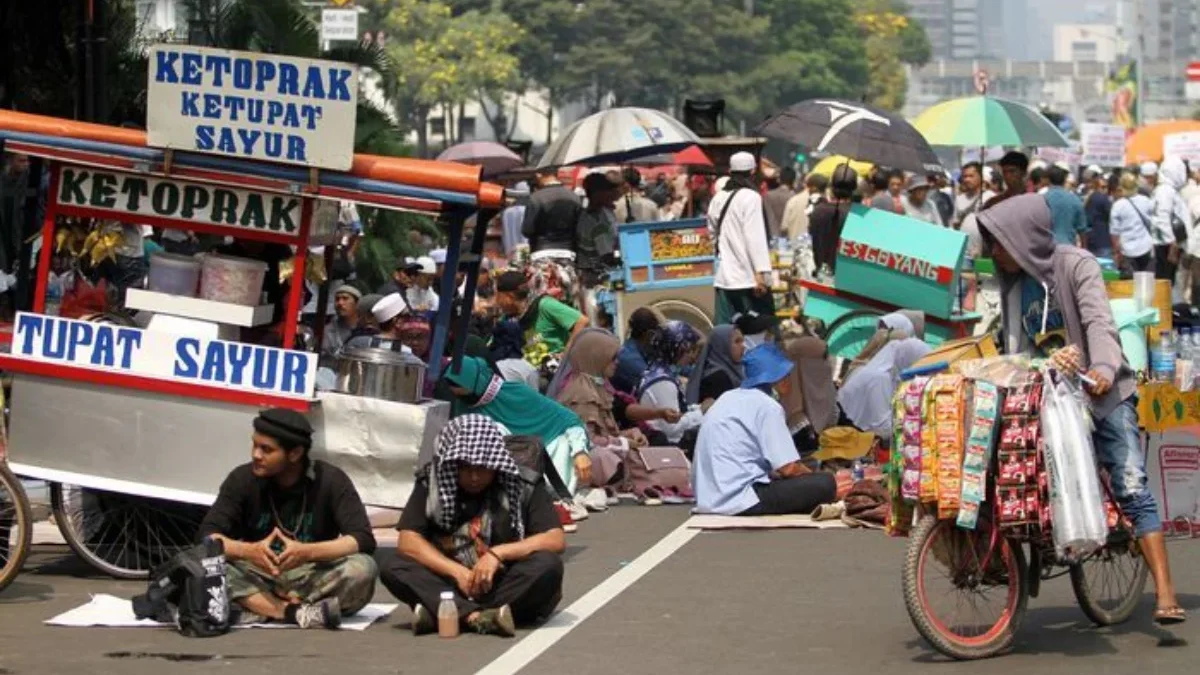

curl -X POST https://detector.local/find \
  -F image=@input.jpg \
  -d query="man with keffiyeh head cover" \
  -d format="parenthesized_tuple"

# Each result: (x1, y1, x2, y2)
(381, 415, 566, 637)
(198, 408, 378, 629)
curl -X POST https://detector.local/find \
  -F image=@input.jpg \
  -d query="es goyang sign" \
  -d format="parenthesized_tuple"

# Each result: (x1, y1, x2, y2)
(147, 45, 358, 171)
(56, 166, 303, 240)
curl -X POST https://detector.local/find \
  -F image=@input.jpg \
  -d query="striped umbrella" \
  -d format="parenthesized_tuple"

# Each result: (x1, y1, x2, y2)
(913, 96, 1070, 148)
(536, 107, 701, 168)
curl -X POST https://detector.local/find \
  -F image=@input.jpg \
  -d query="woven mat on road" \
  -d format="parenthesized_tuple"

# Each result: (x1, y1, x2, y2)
(685, 514, 850, 530)
(46, 594, 397, 631)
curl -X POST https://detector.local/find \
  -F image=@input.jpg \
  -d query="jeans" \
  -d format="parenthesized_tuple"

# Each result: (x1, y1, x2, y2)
(1093, 397, 1162, 537)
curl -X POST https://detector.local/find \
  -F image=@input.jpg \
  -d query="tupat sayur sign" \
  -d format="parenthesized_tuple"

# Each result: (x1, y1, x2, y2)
(9, 312, 316, 400)
(147, 45, 358, 171)
(56, 166, 304, 240)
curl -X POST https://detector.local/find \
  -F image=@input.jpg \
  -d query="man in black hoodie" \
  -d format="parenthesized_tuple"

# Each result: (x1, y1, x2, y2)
(199, 409, 378, 629)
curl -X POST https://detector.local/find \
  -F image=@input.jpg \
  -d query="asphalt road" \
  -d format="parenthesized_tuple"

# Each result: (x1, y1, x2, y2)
(0, 505, 1196, 675)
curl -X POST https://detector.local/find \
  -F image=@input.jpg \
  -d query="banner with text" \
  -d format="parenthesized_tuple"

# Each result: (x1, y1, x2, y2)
(9, 312, 315, 400)
(1147, 430, 1200, 538)
(1080, 123, 1127, 168)
(147, 45, 358, 170)
(55, 166, 304, 240)
(1164, 131, 1200, 165)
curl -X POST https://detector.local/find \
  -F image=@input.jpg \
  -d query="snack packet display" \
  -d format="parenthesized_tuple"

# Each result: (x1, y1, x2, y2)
(887, 376, 929, 536)
(957, 381, 1001, 529)
(926, 374, 966, 518)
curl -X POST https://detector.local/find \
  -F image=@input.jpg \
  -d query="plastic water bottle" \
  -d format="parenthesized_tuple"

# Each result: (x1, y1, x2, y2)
(437, 590, 459, 638)
(1181, 328, 1194, 362)
(1151, 330, 1177, 383)
(852, 458, 865, 482)
(44, 273, 63, 317)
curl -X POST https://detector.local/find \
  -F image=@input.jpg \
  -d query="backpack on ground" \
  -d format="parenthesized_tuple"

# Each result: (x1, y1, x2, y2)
(132, 537, 231, 638)
(624, 446, 693, 502)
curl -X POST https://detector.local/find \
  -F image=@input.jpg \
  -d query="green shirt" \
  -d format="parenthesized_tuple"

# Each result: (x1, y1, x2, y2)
(524, 296, 581, 357)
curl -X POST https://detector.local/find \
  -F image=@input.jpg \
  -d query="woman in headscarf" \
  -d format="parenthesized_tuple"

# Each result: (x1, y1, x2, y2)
(837, 338, 932, 439)
(636, 321, 704, 446)
(842, 310, 925, 381)
(442, 356, 592, 501)
(549, 329, 680, 447)
(776, 334, 838, 454)
(381, 415, 566, 637)
(685, 324, 746, 409)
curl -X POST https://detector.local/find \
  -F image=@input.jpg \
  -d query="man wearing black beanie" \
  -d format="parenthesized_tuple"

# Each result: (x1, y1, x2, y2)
(198, 408, 378, 629)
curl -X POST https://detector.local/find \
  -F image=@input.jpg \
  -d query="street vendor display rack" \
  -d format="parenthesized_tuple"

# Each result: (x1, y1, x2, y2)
(0, 107, 505, 583)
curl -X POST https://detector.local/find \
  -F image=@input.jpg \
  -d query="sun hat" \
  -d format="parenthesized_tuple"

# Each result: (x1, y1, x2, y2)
(740, 343, 795, 390)
(905, 173, 931, 192)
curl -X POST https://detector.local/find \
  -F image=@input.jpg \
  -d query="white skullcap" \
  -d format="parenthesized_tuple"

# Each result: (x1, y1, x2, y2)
(372, 293, 409, 324)
(729, 151, 756, 173)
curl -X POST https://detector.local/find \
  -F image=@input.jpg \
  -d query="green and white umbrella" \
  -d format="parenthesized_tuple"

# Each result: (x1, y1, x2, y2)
(536, 107, 701, 168)
(913, 96, 1070, 148)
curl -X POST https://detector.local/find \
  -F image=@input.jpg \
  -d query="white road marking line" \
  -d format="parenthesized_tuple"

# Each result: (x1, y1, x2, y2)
(475, 522, 700, 675)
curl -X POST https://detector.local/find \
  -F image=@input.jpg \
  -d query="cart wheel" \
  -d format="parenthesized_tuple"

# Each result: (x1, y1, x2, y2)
(1069, 531, 1150, 626)
(650, 300, 714, 336)
(823, 308, 884, 361)
(51, 483, 206, 580)
(0, 463, 32, 593)
(903, 515, 1028, 660)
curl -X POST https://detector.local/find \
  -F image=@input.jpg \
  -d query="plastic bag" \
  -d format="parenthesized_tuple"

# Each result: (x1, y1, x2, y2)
(955, 354, 1037, 388)
(1040, 369, 1107, 560)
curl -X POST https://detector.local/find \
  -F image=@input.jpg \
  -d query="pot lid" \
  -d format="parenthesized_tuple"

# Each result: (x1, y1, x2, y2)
(341, 347, 426, 367)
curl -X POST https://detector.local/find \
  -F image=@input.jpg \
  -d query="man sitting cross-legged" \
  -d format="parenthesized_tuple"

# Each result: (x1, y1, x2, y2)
(198, 408, 378, 629)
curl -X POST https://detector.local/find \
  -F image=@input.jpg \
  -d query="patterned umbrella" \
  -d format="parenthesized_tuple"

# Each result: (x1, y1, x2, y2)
(755, 98, 943, 174)
(913, 96, 1070, 148)
(437, 141, 523, 178)
(536, 107, 701, 168)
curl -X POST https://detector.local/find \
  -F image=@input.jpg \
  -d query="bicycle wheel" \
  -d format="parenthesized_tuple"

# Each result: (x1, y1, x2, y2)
(51, 483, 207, 579)
(1069, 532, 1150, 626)
(823, 308, 884, 361)
(0, 464, 32, 593)
(903, 514, 1028, 660)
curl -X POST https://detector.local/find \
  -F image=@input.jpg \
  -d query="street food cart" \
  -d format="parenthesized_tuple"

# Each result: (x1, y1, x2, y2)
(796, 205, 982, 358)
(0, 46, 503, 580)
(608, 218, 716, 337)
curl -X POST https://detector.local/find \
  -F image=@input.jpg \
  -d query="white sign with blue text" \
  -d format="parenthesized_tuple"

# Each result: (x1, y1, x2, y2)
(147, 45, 358, 171)
(11, 313, 316, 400)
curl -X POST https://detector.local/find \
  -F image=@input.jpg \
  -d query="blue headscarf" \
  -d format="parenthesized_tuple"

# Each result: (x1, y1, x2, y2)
(635, 320, 702, 401)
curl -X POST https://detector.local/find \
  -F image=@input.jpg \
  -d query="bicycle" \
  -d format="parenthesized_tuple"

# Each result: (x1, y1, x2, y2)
(0, 461, 33, 593)
(901, 470, 1147, 660)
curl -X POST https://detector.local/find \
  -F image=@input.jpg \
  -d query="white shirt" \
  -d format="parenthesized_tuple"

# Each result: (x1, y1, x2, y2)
(1150, 183, 1189, 247)
(707, 188, 772, 290)
(1109, 196, 1155, 258)
(639, 380, 703, 443)
(405, 286, 439, 312)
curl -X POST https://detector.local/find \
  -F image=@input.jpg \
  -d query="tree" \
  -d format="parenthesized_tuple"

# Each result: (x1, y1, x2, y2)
(0, 0, 147, 125)
(853, 0, 931, 110)
(755, 0, 871, 119)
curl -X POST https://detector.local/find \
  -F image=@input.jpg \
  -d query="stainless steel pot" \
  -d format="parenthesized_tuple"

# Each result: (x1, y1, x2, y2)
(335, 347, 426, 403)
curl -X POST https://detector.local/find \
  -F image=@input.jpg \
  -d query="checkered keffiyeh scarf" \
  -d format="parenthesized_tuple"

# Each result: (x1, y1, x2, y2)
(421, 414, 525, 540)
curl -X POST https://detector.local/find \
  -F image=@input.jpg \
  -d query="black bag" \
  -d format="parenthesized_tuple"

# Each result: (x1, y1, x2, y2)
(132, 538, 231, 638)
(505, 434, 572, 501)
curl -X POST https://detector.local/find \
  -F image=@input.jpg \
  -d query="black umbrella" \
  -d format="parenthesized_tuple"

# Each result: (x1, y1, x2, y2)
(754, 99, 943, 174)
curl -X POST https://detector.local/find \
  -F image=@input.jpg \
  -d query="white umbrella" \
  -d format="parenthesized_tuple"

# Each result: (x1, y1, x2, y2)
(536, 107, 701, 168)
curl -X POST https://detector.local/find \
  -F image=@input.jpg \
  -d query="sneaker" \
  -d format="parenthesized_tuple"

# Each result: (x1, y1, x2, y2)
(576, 488, 609, 512)
(411, 604, 435, 636)
(566, 499, 590, 521)
(553, 502, 578, 533)
(468, 605, 516, 637)
(295, 597, 341, 630)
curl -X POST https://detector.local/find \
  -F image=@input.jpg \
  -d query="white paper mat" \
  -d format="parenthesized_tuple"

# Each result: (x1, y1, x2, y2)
(46, 593, 397, 631)
(686, 514, 849, 530)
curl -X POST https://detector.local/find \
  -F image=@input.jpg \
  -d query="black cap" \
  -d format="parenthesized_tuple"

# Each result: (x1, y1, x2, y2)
(253, 408, 313, 450)
(495, 270, 528, 293)
(734, 310, 776, 336)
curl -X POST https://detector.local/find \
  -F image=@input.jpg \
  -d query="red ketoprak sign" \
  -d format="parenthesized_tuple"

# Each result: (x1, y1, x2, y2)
(838, 239, 954, 285)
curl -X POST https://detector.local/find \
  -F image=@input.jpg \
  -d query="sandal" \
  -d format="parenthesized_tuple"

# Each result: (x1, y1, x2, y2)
(1154, 606, 1187, 626)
